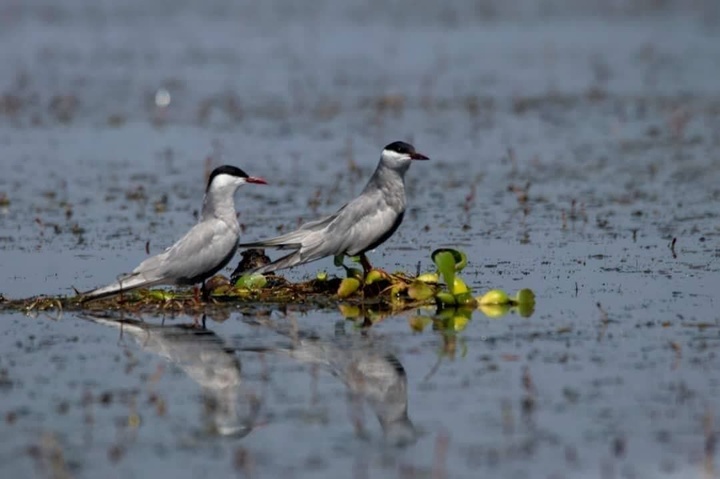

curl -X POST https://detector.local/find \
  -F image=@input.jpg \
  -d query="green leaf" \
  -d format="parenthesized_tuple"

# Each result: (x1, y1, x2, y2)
(147, 290, 174, 301)
(452, 277, 469, 295)
(432, 251, 456, 295)
(364, 269, 387, 285)
(515, 289, 536, 317)
(515, 288, 535, 306)
(454, 292, 477, 308)
(431, 248, 467, 272)
(337, 277, 361, 298)
(407, 280, 435, 301)
(435, 292, 457, 307)
(478, 289, 510, 305)
(234, 273, 267, 290)
(416, 272, 439, 283)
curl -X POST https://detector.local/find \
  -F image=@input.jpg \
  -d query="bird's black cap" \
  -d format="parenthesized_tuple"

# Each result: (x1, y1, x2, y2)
(384, 141, 429, 160)
(206, 165, 250, 190)
(384, 141, 416, 154)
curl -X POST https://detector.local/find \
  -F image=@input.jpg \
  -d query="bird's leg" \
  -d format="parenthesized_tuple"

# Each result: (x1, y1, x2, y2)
(359, 254, 373, 278)
(200, 281, 210, 302)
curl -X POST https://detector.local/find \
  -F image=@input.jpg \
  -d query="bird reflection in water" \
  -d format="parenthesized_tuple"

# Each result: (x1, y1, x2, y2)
(245, 319, 418, 447)
(80, 312, 260, 438)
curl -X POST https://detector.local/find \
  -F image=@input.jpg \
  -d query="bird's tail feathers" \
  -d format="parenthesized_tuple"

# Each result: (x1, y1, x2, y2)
(80, 273, 164, 302)
(239, 215, 335, 250)
(250, 250, 310, 275)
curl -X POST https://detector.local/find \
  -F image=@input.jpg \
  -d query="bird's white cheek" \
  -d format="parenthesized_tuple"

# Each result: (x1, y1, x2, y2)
(210, 175, 245, 192)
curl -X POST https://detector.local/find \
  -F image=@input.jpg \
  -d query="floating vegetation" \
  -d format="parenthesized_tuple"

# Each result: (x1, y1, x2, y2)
(0, 249, 535, 327)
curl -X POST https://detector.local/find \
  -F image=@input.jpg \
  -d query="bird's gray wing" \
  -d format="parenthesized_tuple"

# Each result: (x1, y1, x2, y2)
(237, 210, 341, 249)
(325, 192, 403, 256)
(134, 218, 238, 282)
(275, 190, 401, 260)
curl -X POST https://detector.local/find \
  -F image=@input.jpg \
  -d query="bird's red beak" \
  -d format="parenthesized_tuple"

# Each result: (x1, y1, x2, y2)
(410, 152, 429, 161)
(246, 176, 268, 185)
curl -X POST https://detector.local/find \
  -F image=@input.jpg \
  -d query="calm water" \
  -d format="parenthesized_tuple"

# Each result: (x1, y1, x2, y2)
(1, 0, 719, 477)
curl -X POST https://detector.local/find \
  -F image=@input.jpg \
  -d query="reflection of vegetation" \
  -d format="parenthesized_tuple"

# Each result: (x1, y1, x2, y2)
(1, 249, 535, 326)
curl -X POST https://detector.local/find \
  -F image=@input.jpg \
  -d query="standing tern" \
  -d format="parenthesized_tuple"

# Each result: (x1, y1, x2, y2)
(82, 165, 266, 301)
(235, 141, 429, 277)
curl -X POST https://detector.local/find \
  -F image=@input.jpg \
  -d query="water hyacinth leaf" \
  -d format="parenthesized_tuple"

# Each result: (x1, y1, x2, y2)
(435, 292, 457, 307)
(333, 255, 345, 267)
(454, 292, 477, 308)
(515, 288, 535, 306)
(148, 290, 174, 301)
(210, 284, 232, 296)
(431, 248, 467, 272)
(364, 269, 387, 285)
(514, 288, 536, 317)
(316, 271, 328, 281)
(407, 280, 435, 301)
(478, 289, 510, 305)
(234, 273, 267, 290)
(390, 283, 407, 296)
(337, 277, 361, 298)
(228, 288, 251, 298)
(452, 277, 469, 295)
(432, 250, 456, 294)
(479, 303, 512, 319)
(417, 272, 439, 283)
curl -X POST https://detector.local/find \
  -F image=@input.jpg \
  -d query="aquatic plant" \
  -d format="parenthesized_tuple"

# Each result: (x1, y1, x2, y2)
(1, 248, 535, 329)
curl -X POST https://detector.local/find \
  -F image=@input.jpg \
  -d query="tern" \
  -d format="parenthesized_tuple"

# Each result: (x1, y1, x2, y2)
(82, 165, 266, 301)
(235, 141, 428, 278)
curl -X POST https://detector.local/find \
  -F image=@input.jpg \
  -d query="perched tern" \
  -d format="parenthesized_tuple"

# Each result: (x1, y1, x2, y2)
(82, 165, 266, 301)
(235, 141, 428, 277)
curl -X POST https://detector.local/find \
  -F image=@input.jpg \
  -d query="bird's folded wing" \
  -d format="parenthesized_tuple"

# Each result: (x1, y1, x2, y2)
(238, 210, 341, 249)
(139, 219, 237, 280)
(328, 197, 400, 254)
